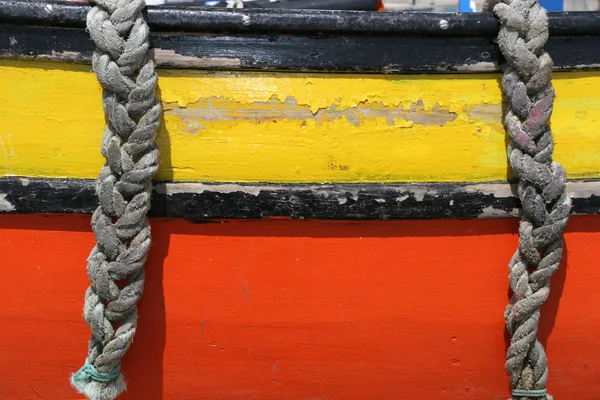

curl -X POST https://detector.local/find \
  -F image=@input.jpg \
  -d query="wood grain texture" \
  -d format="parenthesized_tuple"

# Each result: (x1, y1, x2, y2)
(0, 214, 598, 400)
(1, 60, 600, 183)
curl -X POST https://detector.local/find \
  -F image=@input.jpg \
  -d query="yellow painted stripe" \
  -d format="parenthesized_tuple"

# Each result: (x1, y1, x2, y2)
(1, 60, 599, 183)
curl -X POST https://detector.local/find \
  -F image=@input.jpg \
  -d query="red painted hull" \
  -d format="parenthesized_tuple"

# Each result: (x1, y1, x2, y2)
(0, 215, 598, 399)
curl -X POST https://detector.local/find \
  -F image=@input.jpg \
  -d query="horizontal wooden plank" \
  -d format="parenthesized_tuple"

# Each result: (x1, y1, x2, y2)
(1, 214, 599, 399)
(2, 23, 600, 72)
(1, 177, 599, 219)
(1, 61, 600, 183)
(2, 2, 599, 36)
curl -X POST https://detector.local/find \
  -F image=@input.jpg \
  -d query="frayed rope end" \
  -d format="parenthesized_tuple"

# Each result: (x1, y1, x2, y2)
(70, 360, 126, 400)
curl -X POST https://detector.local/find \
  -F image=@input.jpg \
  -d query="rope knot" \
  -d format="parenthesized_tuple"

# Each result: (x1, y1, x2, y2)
(73, 360, 121, 384)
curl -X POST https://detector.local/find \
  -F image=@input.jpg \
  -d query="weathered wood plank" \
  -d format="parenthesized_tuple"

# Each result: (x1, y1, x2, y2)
(1, 214, 600, 399)
(1, 177, 599, 219)
(2, 1, 599, 36)
(2, 24, 600, 72)
(2, 61, 600, 184)
(1, 2, 600, 71)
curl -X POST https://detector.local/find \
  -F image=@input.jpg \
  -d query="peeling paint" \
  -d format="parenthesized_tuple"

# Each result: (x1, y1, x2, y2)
(465, 181, 600, 199)
(3, 177, 600, 219)
(566, 181, 600, 199)
(479, 206, 522, 218)
(465, 103, 502, 125)
(164, 97, 458, 129)
(0, 193, 15, 212)
(154, 182, 275, 197)
(411, 187, 438, 202)
(151, 49, 242, 69)
(454, 62, 498, 72)
(464, 182, 516, 198)
(2, 60, 600, 184)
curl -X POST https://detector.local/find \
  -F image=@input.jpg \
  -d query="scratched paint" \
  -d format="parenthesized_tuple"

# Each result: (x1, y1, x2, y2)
(1, 60, 599, 182)
(0, 215, 599, 399)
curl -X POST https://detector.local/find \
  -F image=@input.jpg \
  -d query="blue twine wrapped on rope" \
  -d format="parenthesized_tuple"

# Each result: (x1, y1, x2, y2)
(512, 388, 548, 398)
(72, 360, 121, 384)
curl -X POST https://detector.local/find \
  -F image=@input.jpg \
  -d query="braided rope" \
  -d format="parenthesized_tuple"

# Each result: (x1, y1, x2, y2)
(70, 0, 161, 399)
(483, 1, 571, 399)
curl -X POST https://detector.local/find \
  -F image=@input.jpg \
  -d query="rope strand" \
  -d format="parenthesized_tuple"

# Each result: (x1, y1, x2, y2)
(483, 1, 571, 399)
(71, 0, 161, 399)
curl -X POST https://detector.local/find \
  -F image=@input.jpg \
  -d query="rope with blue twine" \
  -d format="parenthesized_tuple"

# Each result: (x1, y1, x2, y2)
(70, 0, 161, 399)
(484, 0, 571, 399)
(513, 389, 548, 398)
(73, 361, 121, 384)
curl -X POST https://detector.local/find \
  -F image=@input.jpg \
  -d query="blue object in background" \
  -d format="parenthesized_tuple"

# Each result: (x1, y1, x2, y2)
(459, 0, 563, 12)
(458, 0, 473, 12)
(539, 0, 563, 11)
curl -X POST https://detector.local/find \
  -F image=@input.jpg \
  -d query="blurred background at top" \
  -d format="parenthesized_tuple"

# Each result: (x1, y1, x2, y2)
(63, 0, 600, 12)
(384, 0, 598, 11)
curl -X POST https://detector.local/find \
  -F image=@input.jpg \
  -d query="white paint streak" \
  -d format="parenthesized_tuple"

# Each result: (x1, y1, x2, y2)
(152, 49, 242, 69)
(464, 182, 515, 198)
(479, 206, 522, 219)
(158, 181, 600, 200)
(566, 181, 600, 198)
(0, 193, 15, 212)
(467, 181, 600, 199)
(454, 62, 498, 72)
(158, 182, 274, 196)
(410, 187, 439, 202)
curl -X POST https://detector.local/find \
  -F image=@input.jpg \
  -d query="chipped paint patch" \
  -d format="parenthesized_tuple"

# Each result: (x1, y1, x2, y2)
(465, 103, 503, 125)
(3, 177, 600, 219)
(151, 49, 242, 69)
(2, 60, 600, 183)
(155, 182, 277, 196)
(454, 62, 498, 72)
(0, 193, 15, 212)
(566, 181, 600, 199)
(164, 97, 458, 130)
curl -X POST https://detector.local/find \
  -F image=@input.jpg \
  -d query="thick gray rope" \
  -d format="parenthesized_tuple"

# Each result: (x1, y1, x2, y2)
(70, 0, 161, 399)
(483, 1, 571, 399)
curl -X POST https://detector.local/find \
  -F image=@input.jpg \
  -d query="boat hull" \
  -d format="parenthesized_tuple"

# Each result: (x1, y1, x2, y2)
(1, 4, 600, 399)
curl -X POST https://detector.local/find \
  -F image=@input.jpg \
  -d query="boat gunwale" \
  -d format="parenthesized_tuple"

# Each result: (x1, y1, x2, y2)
(1, 0, 600, 37)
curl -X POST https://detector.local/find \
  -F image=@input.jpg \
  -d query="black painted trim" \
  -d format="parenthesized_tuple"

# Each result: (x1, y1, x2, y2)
(2, 24, 600, 72)
(2, 1, 600, 72)
(1, 1, 599, 36)
(1, 178, 599, 220)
